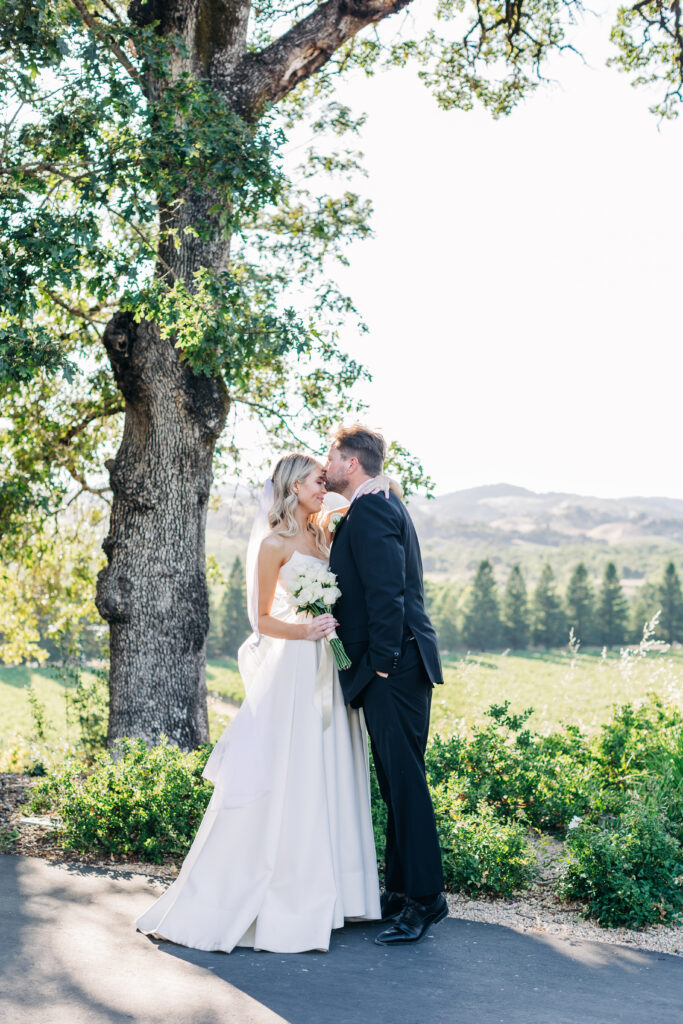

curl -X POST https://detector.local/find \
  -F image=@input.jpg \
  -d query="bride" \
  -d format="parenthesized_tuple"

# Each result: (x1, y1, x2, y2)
(136, 453, 382, 953)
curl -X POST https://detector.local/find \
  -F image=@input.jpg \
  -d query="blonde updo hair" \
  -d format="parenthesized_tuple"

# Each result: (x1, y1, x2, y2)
(269, 453, 328, 556)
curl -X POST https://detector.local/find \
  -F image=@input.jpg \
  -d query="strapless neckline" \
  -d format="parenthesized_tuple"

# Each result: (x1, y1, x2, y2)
(284, 549, 328, 567)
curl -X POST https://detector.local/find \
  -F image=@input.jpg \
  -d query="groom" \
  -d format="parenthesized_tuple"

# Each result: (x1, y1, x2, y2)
(325, 425, 447, 945)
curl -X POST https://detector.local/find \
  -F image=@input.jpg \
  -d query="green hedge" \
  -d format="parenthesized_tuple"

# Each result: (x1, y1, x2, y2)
(28, 737, 213, 863)
(558, 802, 683, 928)
(426, 703, 598, 832)
(431, 783, 536, 895)
(371, 751, 537, 897)
(25, 695, 683, 927)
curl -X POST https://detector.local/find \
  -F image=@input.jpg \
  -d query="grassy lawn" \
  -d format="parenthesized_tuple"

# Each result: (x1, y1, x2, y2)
(0, 660, 247, 753)
(0, 664, 100, 750)
(206, 657, 245, 740)
(434, 647, 683, 736)
(206, 657, 245, 705)
(2, 647, 682, 756)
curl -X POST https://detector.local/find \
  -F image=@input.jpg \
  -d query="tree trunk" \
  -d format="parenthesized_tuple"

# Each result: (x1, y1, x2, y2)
(93, 0, 248, 748)
(96, 313, 229, 749)
(95, 0, 411, 748)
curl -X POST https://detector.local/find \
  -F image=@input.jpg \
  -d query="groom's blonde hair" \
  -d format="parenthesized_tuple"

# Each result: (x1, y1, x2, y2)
(332, 425, 386, 477)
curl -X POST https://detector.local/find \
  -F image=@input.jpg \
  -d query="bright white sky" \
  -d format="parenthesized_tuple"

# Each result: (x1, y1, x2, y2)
(269, 0, 682, 500)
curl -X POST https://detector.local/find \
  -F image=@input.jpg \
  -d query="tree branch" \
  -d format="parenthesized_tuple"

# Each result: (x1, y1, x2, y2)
(43, 290, 109, 326)
(1, 101, 24, 167)
(232, 395, 314, 448)
(71, 0, 143, 84)
(230, 0, 415, 113)
(0, 161, 90, 183)
(59, 399, 124, 447)
(64, 465, 112, 504)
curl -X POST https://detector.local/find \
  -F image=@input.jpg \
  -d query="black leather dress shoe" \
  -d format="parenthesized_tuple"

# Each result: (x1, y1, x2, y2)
(380, 890, 406, 922)
(374, 893, 448, 945)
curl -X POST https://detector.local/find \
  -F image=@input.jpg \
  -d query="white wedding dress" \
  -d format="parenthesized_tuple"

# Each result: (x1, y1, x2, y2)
(136, 550, 381, 953)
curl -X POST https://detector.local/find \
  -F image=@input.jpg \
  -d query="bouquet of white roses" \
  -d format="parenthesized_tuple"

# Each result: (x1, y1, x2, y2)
(289, 563, 351, 670)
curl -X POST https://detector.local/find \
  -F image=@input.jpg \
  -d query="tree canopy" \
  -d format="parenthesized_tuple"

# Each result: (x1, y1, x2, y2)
(597, 562, 629, 647)
(502, 564, 530, 649)
(462, 558, 502, 649)
(532, 562, 566, 648)
(565, 562, 595, 646)
(2, 1, 682, 743)
(2, 0, 681, 553)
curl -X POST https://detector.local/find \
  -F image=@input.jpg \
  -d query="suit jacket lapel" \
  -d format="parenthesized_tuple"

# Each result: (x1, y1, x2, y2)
(331, 510, 349, 545)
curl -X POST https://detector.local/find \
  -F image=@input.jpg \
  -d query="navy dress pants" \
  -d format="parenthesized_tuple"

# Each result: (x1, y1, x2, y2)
(360, 639, 444, 899)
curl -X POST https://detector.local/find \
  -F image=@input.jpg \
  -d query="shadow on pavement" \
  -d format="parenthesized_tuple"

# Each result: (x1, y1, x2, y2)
(2, 854, 682, 1024)
(157, 915, 683, 1024)
(0, 854, 283, 1024)
(0, 854, 144, 1024)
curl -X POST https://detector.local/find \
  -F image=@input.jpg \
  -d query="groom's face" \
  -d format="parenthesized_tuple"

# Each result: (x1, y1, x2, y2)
(324, 445, 352, 496)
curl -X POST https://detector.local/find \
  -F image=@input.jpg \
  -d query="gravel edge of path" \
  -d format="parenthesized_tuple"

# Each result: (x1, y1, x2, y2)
(444, 831, 683, 958)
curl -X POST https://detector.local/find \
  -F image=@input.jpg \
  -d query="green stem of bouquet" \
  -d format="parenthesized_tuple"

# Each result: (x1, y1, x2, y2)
(305, 600, 352, 671)
(328, 637, 352, 671)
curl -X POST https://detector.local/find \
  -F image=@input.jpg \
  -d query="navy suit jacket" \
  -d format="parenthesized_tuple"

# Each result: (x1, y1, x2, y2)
(328, 490, 443, 706)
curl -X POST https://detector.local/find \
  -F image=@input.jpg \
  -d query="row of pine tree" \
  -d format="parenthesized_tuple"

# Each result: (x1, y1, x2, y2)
(208, 556, 683, 657)
(429, 560, 683, 651)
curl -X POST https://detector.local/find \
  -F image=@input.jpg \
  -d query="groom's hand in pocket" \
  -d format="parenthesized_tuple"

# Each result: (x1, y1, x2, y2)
(376, 671, 388, 677)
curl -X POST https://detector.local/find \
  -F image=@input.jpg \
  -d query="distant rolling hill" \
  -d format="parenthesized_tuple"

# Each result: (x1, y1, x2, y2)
(206, 482, 683, 588)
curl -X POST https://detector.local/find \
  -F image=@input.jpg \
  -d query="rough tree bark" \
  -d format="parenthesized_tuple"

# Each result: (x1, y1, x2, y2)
(96, 0, 413, 749)
(97, 313, 229, 748)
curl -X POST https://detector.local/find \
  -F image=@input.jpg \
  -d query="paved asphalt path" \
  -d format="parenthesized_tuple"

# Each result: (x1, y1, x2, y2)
(1, 854, 682, 1024)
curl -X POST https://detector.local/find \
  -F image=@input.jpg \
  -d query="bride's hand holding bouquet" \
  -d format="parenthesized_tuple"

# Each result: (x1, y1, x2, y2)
(289, 563, 352, 670)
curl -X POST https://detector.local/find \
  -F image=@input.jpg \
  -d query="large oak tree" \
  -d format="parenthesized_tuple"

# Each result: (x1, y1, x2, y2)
(1, 0, 681, 748)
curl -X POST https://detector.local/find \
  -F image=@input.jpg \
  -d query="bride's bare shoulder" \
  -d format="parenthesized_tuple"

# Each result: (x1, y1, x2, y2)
(259, 532, 289, 561)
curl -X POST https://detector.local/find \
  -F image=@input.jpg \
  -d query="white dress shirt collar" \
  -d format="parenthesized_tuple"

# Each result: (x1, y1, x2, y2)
(350, 476, 379, 506)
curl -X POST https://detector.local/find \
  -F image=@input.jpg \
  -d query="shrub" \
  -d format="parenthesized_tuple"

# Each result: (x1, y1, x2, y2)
(516, 732, 598, 832)
(432, 782, 537, 896)
(20, 690, 683, 922)
(425, 732, 468, 787)
(595, 696, 683, 788)
(369, 750, 387, 869)
(27, 737, 213, 863)
(636, 733, 683, 846)
(64, 665, 109, 759)
(430, 704, 598, 832)
(374, 734, 536, 896)
(557, 802, 683, 929)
